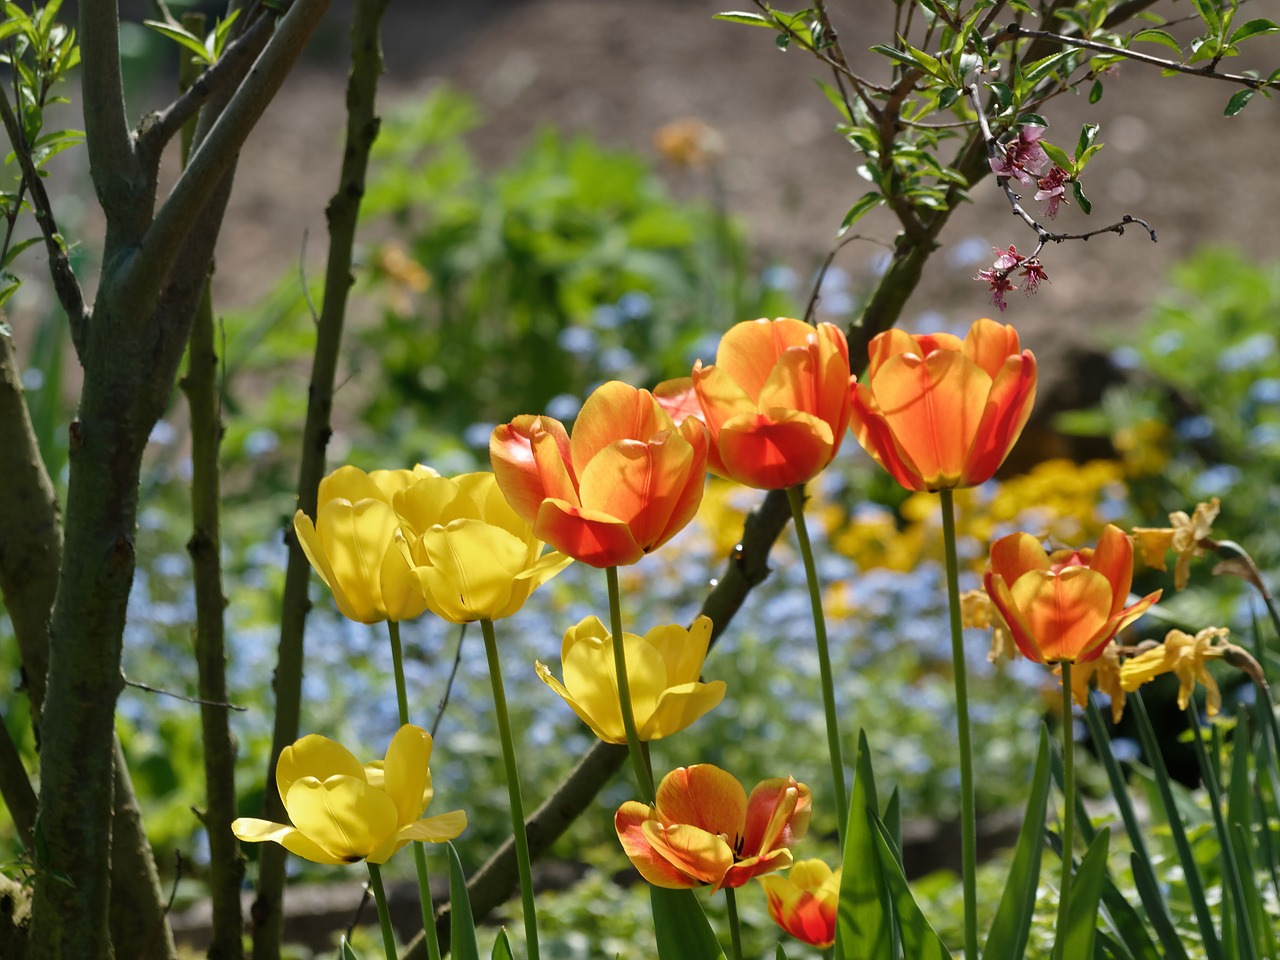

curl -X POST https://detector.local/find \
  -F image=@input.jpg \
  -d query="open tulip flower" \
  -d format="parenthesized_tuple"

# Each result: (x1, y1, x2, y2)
(984, 524, 1161, 664)
(759, 859, 841, 949)
(615, 764, 811, 891)
(849, 317, 1037, 492)
(689, 317, 853, 489)
(392, 471, 572, 623)
(232, 725, 466, 865)
(489, 380, 707, 567)
(294, 465, 436, 623)
(536, 615, 725, 743)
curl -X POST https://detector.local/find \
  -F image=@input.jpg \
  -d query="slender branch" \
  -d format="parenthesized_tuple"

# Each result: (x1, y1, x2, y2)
(137, 10, 277, 163)
(251, 1, 392, 955)
(122, 675, 247, 711)
(0, 710, 36, 849)
(1002, 23, 1280, 90)
(0, 84, 88, 353)
(127, 0, 331, 310)
(804, 233, 894, 324)
(749, 0, 888, 105)
(432, 624, 467, 739)
(78, 0, 142, 212)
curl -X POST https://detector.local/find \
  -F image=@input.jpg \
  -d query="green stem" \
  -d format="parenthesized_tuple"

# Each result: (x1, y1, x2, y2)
(367, 862, 400, 960)
(939, 488, 977, 960)
(481, 618, 541, 960)
(606, 565, 656, 802)
(785, 485, 847, 844)
(387, 621, 443, 960)
(724, 886, 744, 960)
(1052, 661, 1076, 960)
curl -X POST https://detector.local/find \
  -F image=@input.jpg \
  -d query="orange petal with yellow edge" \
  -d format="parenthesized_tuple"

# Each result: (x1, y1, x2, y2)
(616, 802, 703, 888)
(1010, 566, 1115, 662)
(655, 765, 747, 840)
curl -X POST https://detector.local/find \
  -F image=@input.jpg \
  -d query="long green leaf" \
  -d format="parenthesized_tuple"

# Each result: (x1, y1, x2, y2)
(491, 929, 514, 960)
(1131, 694, 1223, 960)
(650, 887, 726, 960)
(871, 815, 951, 960)
(1232, 822, 1280, 960)
(447, 841, 481, 960)
(984, 725, 1051, 960)
(835, 730, 892, 960)
(1130, 853, 1192, 959)
(1062, 828, 1110, 960)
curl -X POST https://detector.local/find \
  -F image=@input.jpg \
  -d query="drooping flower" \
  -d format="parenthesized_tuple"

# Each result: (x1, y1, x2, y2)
(759, 859, 841, 949)
(293, 465, 437, 623)
(1131, 497, 1220, 590)
(975, 267, 1017, 312)
(1019, 259, 1050, 297)
(1062, 639, 1127, 723)
(536, 615, 725, 743)
(989, 124, 1050, 184)
(848, 318, 1038, 492)
(1119, 626, 1230, 715)
(490, 381, 707, 568)
(961, 588, 1018, 663)
(392, 471, 572, 624)
(232, 725, 466, 865)
(1035, 165, 1071, 219)
(984, 525, 1162, 663)
(688, 317, 853, 490)
(615, 765, 811, 891)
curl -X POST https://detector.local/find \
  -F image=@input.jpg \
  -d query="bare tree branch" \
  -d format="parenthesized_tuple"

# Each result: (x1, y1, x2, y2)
(0, 708, 36, 850)
(79, 0, 143, 216)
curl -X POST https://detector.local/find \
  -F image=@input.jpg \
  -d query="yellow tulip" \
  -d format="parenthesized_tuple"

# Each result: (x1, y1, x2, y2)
(536, 615, 725, 743)
(393, 471, 572, 624)
(293, 465, 435, 623)
(232, 725, 466, 865)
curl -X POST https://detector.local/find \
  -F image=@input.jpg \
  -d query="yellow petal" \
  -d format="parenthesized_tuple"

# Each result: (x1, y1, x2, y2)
(230, 817, 350, 865)
(284, 775, 399, 863)
(537, 659, 622, 743)
(276, 734, 366, 799)
(382, 725, 432, 824)
(393, 474, 478, 536)
(398, 809, 468, 844)
(647, 616, 714, 685)
(315, 499, 403, 623)
(414, 519, 533, 623)
(641, 680, 727, 739)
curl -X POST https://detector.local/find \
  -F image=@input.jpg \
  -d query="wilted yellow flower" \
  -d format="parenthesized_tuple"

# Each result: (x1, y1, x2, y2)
(1119, 626, 1230, 715)
(394, 471, 572, 624)
(1131, 498, 1219, 590)
(294, 465, 438, 623)
(961, 589, 1018, 663)
(1062, 640, 1126, 723)
(232, 725, 466, 865)
(654, 117, 724, 168)
(536, 615, 725, 743)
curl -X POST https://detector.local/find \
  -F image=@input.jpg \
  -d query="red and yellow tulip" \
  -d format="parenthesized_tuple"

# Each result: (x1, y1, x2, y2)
(615, 764, 810, 891)
(490, 381, 707, 567)
(849, 318, 1037, 492)
(686, 317, 853, 490)
(759, 859, 841, 949)
(984, 524, 1161, 664)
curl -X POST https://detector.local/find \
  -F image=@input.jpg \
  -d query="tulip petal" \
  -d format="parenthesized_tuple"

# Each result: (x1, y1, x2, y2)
(984, 571, 1045, 663)
(576, 433, 698, 555)
(379, 535, 429, 623)
(643, 822, 735, 886)
(382, 725, 432, 824)
(413, 519, 534, 622)
(276, 734, 366, 799)
(719, 847, 793, 890)
(231, 817, 350, 865)
(691, 361, 757, 439)
(534, 499, 644, 568)
(559, 624, 666, 742)
(569, 382, 672, 477)
(315, 499, 404, 623)
(318, 465, 387, 505)
(294, 511, 342, 602)
(536, 660, 621, 743)
(285, 776, 399, 863)
(848, 385, 927, 491)
(398, 809, 468, 844)
(616, 801, 703, 888)
(1010, 567, 1116, 662)
(989, 532, 1052, 582)
(713, 318, 815, 399)
(457, 471, 536, 547)
(742, 777, 811, 856)
(716, 410, 835, 489)
(490, 416, 574, 522)
(865, 328, 922, 380)
(961, 350, 1037, 486)
(1088, 525, 1137, 620)
(962, 317, 1023, 380)
(393, 474, 481, 534)
(641, 680, 726, 739)
(647, 616, 714, 687)
(653, 377, 703, 427)
(655, 765, 747, 840)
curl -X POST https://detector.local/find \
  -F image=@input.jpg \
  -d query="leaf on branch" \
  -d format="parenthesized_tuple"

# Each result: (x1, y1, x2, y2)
(713, 11, 775, 28)
(1072, 179, 1092, 215)
(1131, 28, 1184, 56)
(1089, 79, 1104, 103)
(1015, 112, 1048, 127)
(143, 20, 216, 65)
(1075, 123, 1099, 159)
(1224, 88, 1257, 116)
(1228, 18, 1280, 46)
(838, 192, 882, 236)
(1040, 140, 1072, 172)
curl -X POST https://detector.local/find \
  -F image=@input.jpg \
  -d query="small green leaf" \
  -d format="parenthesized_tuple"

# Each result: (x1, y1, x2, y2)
(651, 887, 727, 960)
(775, 32, 791, 50)
(1040, 140, 1072, 172)
(1023, 50, 1074, 84)
(1076, 143, 1103, 171)
(1089, 79, 1104, 103)
(491, 929, 514, 960)
(838, 192, 881, 236)
(447, 842, 481, 960)
(1075, 123, 1100, 159)
(1229, 18, 1280, 45)
(869, 43, 927, 72)
(1190, 0, 1221, 31)
(1062, 828, 1111, 960)
(1072, 180, 1092, 215)
(713, 11, 774, 28)
(988, 81, 1013, 111)
(938, 86, 960, 109)
(775, 945, 789, 960)
(1225, 88, 1257, 116)
(1131, 28, 1183, 55)
(143, 20, 215, 65)
(1, 236, 41, 269)
(341, 936, 362, 960)
(1015, 113, 1049, 127)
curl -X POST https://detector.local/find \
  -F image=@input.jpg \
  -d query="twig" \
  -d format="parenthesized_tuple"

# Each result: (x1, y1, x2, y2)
(431, 623, 467, 740)
(748, 0, 888, 107)
(1001, 23, 1280, 91)
(299, 229, 319, 323)
(122, 676, 248, 711)
(804, 233, 893, 324)
(342, 884, 374, 954)
(0, 83, 88, 353)
(0, 709, 36, 849)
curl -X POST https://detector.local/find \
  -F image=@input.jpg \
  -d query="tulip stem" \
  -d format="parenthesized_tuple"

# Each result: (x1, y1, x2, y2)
(481, 618, 542, 960)
(387, 621, 443, 960)
(366, 862, 399, 960)
(606, 565, 657, 802)
(1053, 660, 1076, 960)
(785, 485, 847, 846)
(939, 489, 978, 960)
(724, 886, 744, 960)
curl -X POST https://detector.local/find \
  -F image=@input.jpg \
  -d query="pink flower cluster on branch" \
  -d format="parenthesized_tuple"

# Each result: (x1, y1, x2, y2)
(975, 245, 1050, 311)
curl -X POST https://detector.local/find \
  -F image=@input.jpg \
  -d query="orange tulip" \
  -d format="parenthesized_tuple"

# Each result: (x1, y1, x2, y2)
(489, 381, 707, 568)
(688, 318, 853, 489)
(614, 764, 811, 892)
(759, 859, 841, 949)
(984, 524, 1161, 664)
(849, 318, 1037, 492)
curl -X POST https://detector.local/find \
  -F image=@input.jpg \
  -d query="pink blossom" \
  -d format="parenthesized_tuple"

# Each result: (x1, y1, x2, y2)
(1035, 166, 1070, 219)
(975, 268, 1017, 312)
(1019, 260, 1050, 296)
(992, 244, 1025, 271)
(989, 125, 1050, 185)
